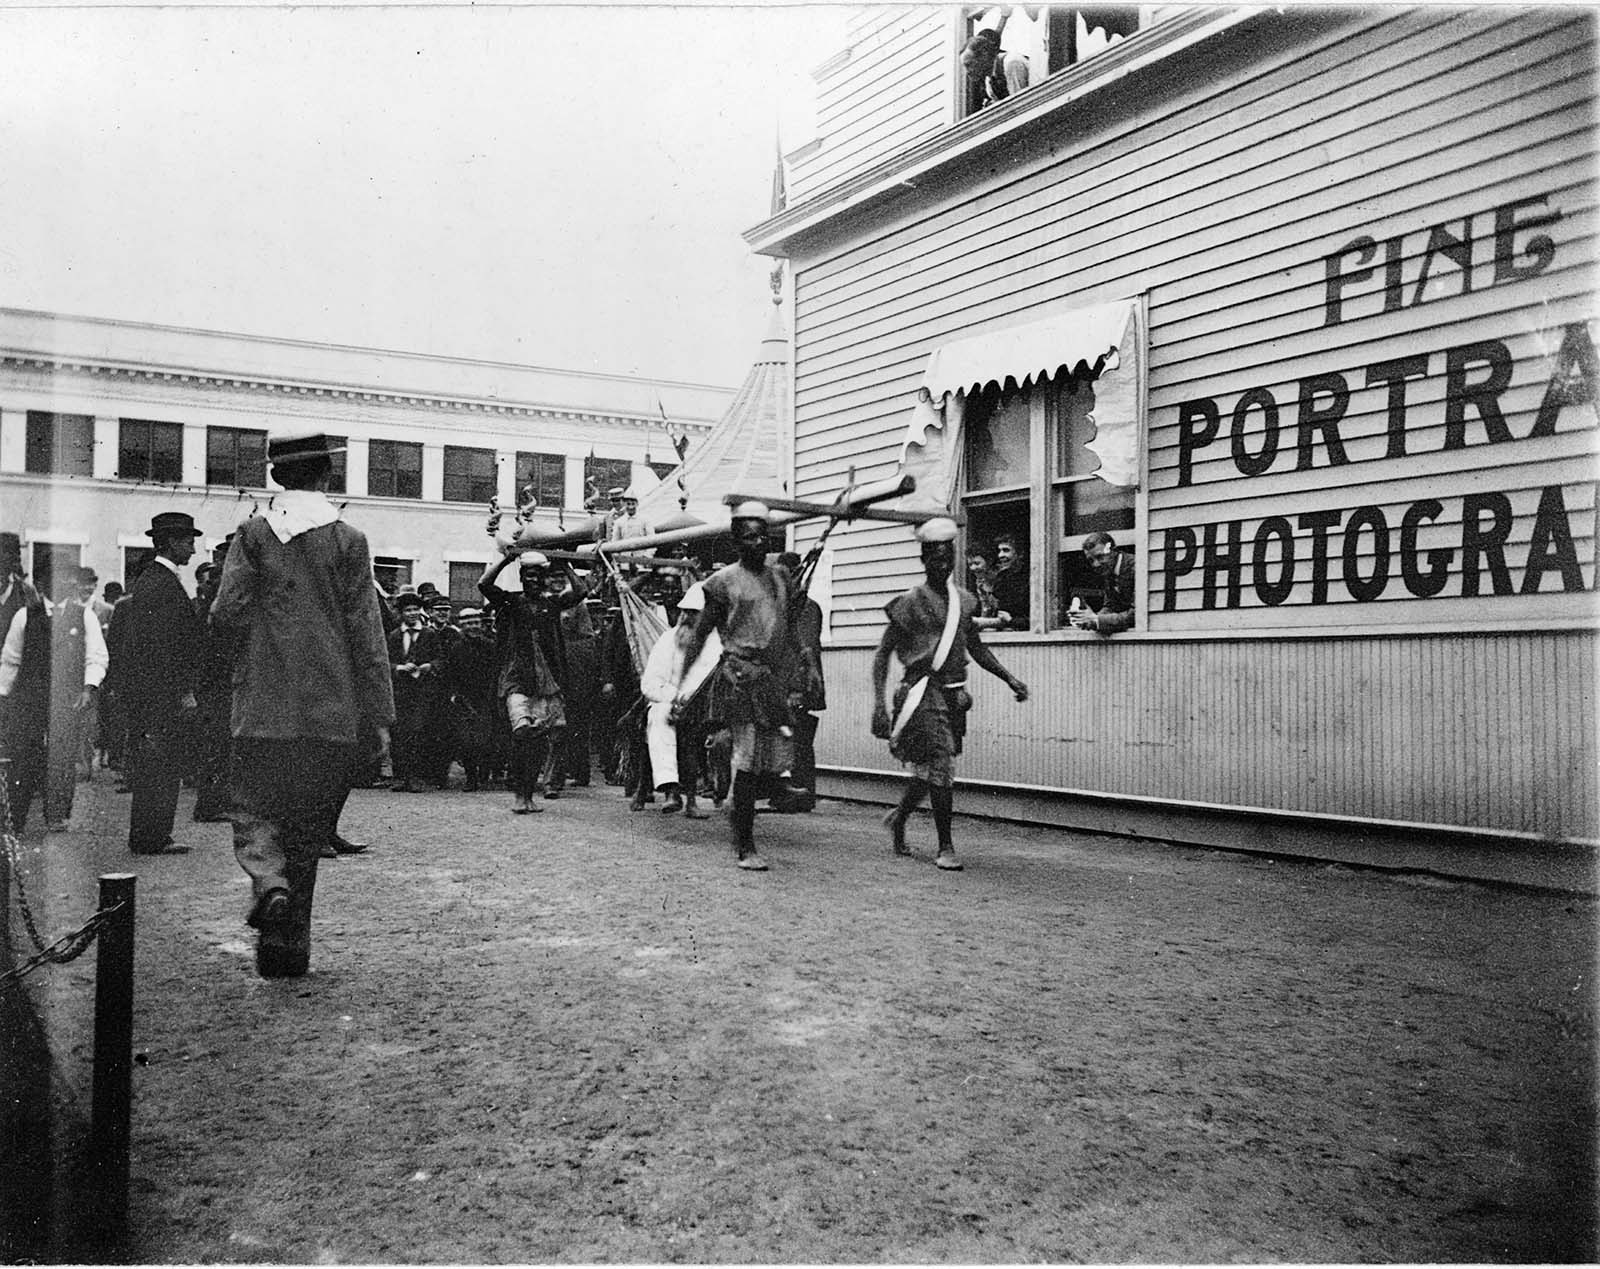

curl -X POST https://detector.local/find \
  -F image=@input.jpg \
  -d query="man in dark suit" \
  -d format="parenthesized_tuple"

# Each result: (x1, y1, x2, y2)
(120, 512, 204, 854)
(0, 532, 49, 832)
(387, 592, 448, 793)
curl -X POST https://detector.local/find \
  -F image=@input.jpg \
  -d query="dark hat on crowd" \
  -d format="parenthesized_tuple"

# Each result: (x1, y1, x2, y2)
(394, 592, 425, 611)
(77, 565, 99, 583)
(145, 511, 202, 540)
(428, 594, 452, 609)
(416, 581, 440, 595)
(267, 429, 347, 465)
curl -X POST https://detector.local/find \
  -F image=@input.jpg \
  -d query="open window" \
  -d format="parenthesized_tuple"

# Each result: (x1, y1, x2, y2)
(959, 4, 1142, 119)
(897, 298, 1143, 632)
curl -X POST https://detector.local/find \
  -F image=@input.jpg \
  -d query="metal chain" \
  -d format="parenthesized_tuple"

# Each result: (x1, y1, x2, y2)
(0, 900, 124, 988)
(0, 763, 124, 988)
(0, 771, 53, 955)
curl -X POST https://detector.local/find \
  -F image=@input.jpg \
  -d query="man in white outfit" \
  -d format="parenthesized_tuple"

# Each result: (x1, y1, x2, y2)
(639, 582, 720, 818)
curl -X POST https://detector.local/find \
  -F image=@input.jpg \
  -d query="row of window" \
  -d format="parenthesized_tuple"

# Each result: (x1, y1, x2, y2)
(15, 411, 638, 505)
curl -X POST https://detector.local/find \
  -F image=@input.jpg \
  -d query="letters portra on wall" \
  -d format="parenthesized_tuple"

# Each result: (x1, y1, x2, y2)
(1151, 192, 1598, 631)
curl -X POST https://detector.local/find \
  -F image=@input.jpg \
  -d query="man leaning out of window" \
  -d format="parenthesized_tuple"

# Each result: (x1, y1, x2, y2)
(1067, 531, 1134, 635)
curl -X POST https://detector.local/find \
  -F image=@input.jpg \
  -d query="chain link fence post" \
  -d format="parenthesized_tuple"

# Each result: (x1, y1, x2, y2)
(88, 873, 135, 1257)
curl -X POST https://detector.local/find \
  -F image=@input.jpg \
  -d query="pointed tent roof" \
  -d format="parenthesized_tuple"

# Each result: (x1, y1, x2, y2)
(636, 303, 790, 529)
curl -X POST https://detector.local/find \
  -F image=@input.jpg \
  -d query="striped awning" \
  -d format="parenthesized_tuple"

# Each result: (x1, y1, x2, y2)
(918, 298, 1135, 402)
(897, 299, 1141, 507)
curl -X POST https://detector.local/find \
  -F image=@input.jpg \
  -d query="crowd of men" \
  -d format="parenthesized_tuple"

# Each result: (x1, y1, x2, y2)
(2, 426, 1155, 976)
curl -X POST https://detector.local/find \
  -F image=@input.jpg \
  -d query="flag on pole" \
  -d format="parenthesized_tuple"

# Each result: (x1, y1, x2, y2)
(657, 396, 690, 462)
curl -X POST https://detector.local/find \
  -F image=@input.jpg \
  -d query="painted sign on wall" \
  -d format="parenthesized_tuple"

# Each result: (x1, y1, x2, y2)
(1155, 193, 1597, 618)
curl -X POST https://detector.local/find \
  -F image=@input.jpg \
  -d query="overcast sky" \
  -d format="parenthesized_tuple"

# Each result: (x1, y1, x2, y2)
(0, 3, 849, 389)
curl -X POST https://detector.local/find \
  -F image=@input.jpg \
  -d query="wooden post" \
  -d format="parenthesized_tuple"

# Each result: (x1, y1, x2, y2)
(89, 873, 135, 1256)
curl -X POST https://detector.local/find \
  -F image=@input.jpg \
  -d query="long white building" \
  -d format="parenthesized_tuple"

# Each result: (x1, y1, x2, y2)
(0, 307, 725, 600)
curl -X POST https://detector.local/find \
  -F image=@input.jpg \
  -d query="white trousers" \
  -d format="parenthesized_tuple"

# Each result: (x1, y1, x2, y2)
(646, 700, 678, 789)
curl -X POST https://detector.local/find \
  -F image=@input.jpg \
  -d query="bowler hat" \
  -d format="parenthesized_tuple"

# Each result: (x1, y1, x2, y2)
(267, 429, 347, 465)
(394, 592, 425, 611)
(145, 512, 202, 539)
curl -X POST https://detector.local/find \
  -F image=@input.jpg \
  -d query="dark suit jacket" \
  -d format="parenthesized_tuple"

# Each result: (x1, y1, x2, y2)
(388, 626, 449, 724)
(118, 559, 202, 712)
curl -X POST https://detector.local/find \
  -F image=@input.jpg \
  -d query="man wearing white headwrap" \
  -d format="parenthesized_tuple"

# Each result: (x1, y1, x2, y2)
(871, 516, 1029, 871)
(639, 581, 720, 819)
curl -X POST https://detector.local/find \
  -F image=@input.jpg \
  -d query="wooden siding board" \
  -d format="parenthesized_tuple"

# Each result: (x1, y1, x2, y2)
(813, 631, 1598, 839)
(792, 8, 948, 202)
(793, 102, 1594, 390)
(790, 23, 1590, 368)
(795, 7, 1537, 306)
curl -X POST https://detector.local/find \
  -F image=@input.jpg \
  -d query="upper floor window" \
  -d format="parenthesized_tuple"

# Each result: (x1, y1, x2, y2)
(25, 411, 94, 477)
(444, 445, 497, 504)
(324, 435, 348, 495)
(515, 451, 566, 509)
(206, 426, 267, 488)
(368, 439, 423, 500)
(959, 5, 1140, 119)
(960, 366, 1136, 630)
(118, 418, 184, 484)
(584, 455, 634, 504)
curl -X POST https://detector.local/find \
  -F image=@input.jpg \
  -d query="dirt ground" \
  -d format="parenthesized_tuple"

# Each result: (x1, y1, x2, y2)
(14, 772, 1598, 1264)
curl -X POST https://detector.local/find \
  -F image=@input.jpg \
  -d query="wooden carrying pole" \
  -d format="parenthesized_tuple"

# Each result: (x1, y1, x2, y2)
(517, 474, 927, 561)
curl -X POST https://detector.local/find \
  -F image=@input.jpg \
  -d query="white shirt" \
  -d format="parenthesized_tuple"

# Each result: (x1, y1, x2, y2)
(152, 552, 197, 600)
(0, 598, 110, 696)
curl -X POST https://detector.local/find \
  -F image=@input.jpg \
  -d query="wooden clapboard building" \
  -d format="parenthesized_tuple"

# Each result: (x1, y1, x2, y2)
(747, 5, 1598, 883)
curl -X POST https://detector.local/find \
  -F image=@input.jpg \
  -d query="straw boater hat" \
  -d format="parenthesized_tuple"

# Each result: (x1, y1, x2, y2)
(267, 429, 347, 466)
(914, 516, 960, 543)
(145, 511, 202, 540)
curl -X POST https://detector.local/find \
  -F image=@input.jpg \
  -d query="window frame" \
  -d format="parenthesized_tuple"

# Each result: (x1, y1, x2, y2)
(367, 439, 424, 500)
(442, 444, 498, 505)
(584, 455, 634, 504)
(514, 450, 567, 509)
(25, 411, 95, 477)
(205, 425, 268, 489)
(117, 417, 184, 484)
(324, 435, 348, 495)
(957, 364, 1141, 633)
(955, 4, 1144, 122)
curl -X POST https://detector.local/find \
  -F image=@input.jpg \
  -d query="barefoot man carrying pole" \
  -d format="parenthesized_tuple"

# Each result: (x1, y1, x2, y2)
(871, 516, 1029, 870)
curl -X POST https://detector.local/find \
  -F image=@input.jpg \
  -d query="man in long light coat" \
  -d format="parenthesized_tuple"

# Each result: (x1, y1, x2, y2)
(211, 430, 393, 978)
